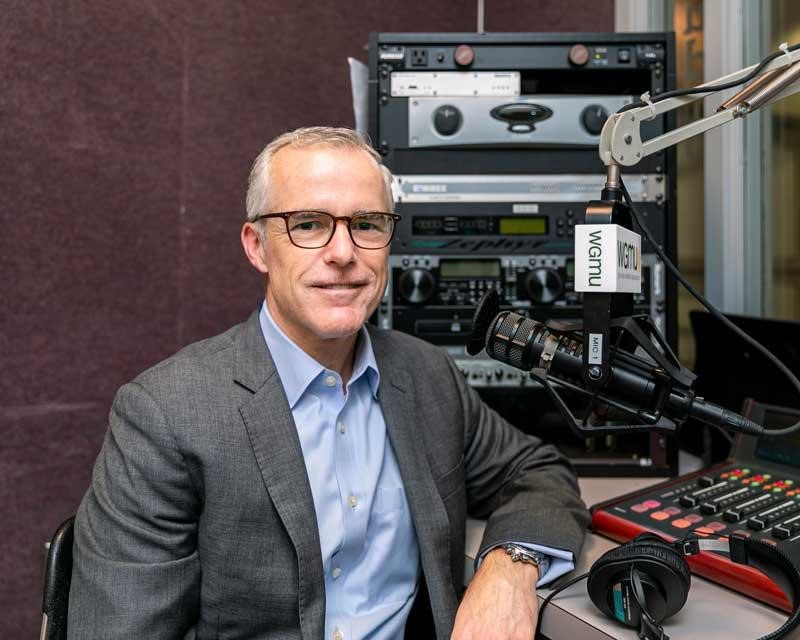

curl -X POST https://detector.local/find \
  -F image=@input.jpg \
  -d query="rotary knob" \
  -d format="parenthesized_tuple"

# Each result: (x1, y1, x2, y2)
(454, 44, 475, 67)
(398, 268, 436, 304)
(433, 104, 463, 136)
(580, 104, 609, 135)
(568, 44, 590, 66)
(525, 268, 564, 304)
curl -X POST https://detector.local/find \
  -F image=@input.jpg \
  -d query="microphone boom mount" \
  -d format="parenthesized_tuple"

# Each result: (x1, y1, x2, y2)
(468, 42, 800, 440)
(469, 289, 764, 437)
(469, 289, 697, 437)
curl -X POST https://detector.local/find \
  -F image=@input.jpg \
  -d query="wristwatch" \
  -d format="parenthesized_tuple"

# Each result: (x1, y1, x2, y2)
(503, 544, 550, 576)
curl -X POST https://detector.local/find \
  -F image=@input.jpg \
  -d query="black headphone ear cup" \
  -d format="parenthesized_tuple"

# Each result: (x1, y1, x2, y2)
(588, 542, 691, 626)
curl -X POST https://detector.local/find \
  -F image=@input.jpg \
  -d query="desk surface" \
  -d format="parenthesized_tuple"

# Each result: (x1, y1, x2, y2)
(465, 477, 789, 640)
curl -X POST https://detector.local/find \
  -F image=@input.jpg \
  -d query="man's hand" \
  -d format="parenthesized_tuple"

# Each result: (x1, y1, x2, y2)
(451, 547, 539, 640)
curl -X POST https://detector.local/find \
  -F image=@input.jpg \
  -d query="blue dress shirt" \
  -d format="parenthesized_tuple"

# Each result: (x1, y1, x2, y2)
(259, 302, 573, 639)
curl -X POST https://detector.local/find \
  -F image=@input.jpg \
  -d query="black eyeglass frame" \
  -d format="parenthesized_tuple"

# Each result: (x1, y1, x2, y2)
(251, 210, 402, 249)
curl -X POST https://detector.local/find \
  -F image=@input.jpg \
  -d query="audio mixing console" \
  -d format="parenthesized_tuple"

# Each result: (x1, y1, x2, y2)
(592, 401, 800, 611)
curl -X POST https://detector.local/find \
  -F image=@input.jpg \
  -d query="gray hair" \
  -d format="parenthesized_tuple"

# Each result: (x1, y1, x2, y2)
(245, 126, 394, 222)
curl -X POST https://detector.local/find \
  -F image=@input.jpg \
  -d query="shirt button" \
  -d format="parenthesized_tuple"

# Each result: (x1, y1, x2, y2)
(325, 375, 337, 387)
(348, 495, 358, 509)
(338, 421, 346, 434)
(333, 629, 344, 640)
(332, 567, 342, 579)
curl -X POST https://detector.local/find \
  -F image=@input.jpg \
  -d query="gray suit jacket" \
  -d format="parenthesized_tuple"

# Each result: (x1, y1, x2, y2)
(68, 310, 589, 639)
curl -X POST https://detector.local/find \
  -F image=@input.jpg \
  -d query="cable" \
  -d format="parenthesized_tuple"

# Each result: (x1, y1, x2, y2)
(535, 570, 590, 638)
(629, 563, 668, 640)
(617, 44, 800, 114)
(618, 176, 800, 436)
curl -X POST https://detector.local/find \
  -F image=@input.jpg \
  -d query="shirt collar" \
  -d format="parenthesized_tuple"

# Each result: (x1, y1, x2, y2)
(258, 300, 380, 408)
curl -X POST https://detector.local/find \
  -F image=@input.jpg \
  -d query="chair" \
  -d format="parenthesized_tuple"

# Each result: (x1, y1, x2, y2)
(41, 516, 75, 640)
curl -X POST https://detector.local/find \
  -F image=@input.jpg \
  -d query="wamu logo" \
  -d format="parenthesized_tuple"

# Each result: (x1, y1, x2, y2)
(618, 240, 639, 271)
(587, 230, 603, 286)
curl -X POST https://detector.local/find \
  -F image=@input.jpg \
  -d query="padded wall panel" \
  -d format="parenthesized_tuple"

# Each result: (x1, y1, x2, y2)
(1, 3, 184, 637)
(1, 1, 613, 636)
(0, 405, 108, 637)
(1, 1, 183, 408)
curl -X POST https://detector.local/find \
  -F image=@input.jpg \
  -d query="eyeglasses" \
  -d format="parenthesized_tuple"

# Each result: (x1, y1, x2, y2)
(252, 210, 402, 249)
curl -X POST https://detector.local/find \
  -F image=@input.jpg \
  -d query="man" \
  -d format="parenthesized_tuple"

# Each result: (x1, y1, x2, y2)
(68, 127, 589, 639)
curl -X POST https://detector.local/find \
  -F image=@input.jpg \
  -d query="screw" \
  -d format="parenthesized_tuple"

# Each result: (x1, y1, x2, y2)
(624, 135, 632, 145)
(588, 366, 603, 380)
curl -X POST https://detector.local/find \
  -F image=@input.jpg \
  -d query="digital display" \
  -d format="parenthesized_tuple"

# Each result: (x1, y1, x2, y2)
(412, 216, 489, 236)
(755, 409, 800, 468)
(566, 259, 575, 278)
(498, 217, 548, 235)
(439, 259, 501, 279)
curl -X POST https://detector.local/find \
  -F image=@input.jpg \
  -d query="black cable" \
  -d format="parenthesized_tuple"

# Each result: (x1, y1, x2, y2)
(539, 571, 589, 626)
(629, 564, 668, 640)
(617, 43, 800, 114)
(618, 176, 800, 436)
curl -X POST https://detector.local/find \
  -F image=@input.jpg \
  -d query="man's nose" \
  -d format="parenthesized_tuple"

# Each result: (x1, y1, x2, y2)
(325, 219, 357, 262)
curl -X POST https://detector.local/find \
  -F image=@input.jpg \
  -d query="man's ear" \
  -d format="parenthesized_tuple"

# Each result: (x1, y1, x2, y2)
(241, 222, 269, 274)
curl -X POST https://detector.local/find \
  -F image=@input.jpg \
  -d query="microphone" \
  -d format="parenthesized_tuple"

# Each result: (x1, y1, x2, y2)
(467, 291, 764, 436)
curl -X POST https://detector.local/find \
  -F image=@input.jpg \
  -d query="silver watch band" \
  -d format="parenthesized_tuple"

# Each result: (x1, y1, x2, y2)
(503, 544, 549, 573)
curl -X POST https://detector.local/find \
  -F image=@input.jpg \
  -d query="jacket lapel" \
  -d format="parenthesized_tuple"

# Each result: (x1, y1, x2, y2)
(234, 310, 325, 640)
(369, 328, 459, 636)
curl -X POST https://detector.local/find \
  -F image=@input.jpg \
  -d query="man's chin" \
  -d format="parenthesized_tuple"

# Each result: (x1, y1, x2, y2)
(312, 310, 368, 340)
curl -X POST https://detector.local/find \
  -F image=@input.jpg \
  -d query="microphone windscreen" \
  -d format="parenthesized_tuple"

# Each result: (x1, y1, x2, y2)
(485, 311, 540, 369)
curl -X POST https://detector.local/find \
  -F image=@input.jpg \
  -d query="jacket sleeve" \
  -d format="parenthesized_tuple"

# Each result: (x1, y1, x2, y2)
(67, 381, 201, 639)
(443, 354, 590, 561)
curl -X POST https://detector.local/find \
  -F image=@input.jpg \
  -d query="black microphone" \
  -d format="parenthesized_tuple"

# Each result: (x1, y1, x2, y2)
(468, 291, 764, 436)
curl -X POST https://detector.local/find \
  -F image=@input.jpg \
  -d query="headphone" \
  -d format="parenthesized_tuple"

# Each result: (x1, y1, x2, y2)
(585, 531, 800, 640)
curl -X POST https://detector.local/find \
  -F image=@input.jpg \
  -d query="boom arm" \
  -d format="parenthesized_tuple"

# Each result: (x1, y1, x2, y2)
(599, 46, 800, 168)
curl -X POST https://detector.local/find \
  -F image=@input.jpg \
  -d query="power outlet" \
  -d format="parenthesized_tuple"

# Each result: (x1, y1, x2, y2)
(410, 49, 428, 67)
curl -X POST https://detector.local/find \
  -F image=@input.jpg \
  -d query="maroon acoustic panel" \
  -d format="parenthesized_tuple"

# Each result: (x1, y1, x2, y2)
(0, 406, 108, 631)
(0, 1, 613, 636)
(1, 0, 184, 409)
